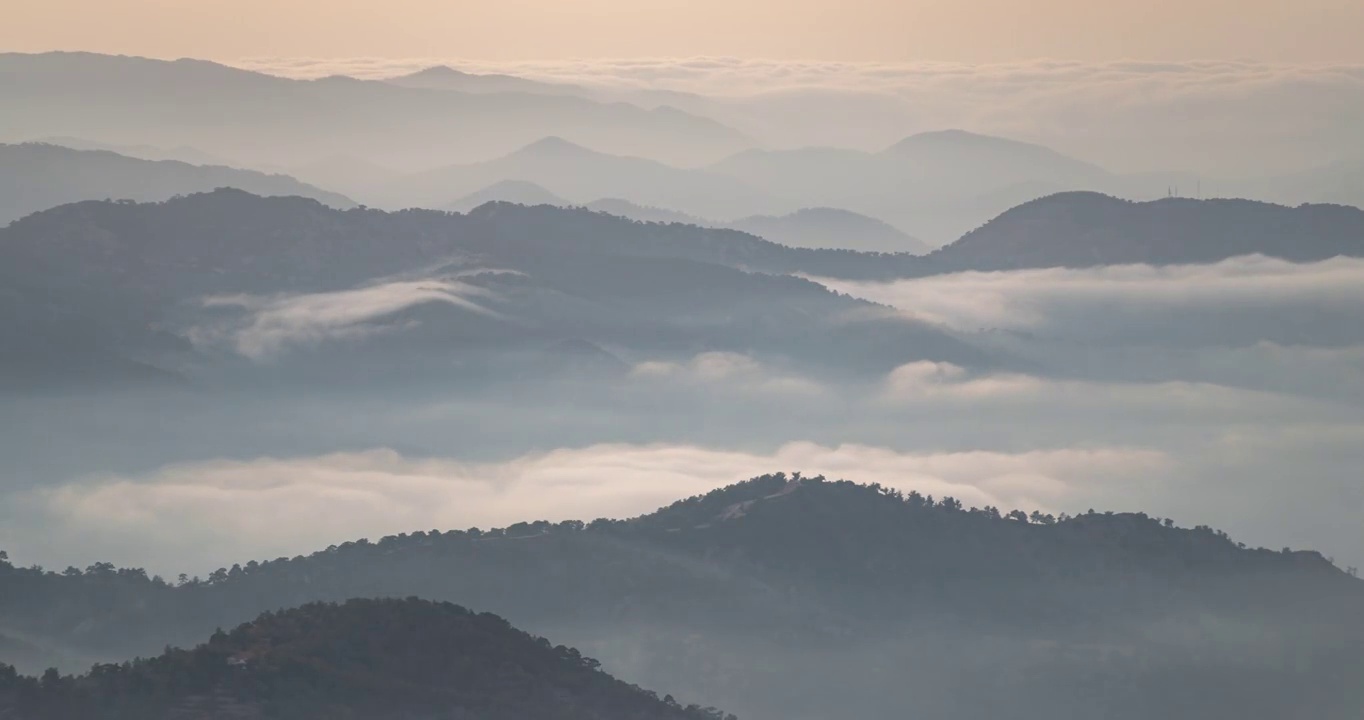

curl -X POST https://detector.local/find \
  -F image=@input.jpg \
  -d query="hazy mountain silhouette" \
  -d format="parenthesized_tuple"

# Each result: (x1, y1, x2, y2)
(908, 192, 1364, 275)
(0, 52, 752, 170)
(1, 475, 1359, 720)
(729, 207, 929, 253)
(448, 180, 569, 212)
(0, 191, 987, 388)
(0, 143, 355, 225)
(580, 200, 927, 252)
(883, 129, 1110, 185)
(584, 198, 706, 225)
(0, 598, 732, 720)
(707, 130, 1126, 244)
(375, 137, 781, 218)
(32, 136, 228, 166)
(386, 64, 587, 96)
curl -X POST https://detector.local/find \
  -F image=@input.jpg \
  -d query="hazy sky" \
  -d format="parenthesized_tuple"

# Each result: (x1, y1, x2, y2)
(7, 0, 1364, 63)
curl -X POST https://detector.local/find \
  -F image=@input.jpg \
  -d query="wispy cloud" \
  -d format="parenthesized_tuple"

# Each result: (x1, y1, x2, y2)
(200, 279, 504, 360)
(630, 352, 825, 397)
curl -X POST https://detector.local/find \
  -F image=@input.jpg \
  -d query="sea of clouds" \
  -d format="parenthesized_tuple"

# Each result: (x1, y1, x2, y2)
(3, 254, 1363, 574)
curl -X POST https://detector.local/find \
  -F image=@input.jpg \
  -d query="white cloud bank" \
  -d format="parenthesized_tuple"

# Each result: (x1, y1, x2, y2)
(24, 441, 1164, 575)
(820, 256, 1364, 333)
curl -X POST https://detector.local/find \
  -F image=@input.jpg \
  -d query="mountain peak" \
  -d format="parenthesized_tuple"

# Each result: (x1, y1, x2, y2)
(518, 135, 590, 154)
(887, 128, 1061, 155)
(403, 64, 473, 79)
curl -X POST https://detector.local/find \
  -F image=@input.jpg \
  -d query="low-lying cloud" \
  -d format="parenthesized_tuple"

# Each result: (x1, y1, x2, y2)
(23, 441, 1165, 575)
(819, 256, 1364, 347)
(199, 279, 504, 360)
(8, 253, 1364, 578)
(630, 352, 825, 397)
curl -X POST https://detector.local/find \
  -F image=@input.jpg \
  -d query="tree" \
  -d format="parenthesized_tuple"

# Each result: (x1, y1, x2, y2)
(40, 668, 61, 688)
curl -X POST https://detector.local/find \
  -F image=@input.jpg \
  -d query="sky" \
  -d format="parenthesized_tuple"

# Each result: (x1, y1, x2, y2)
(6, 0, 1364, 63)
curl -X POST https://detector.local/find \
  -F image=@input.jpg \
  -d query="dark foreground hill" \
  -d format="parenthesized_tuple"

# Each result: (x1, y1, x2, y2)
(1, 475, 1360, 720)
(0, 598, 731, 720)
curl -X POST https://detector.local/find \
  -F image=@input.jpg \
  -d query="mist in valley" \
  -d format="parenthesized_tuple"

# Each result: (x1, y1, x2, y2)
(2, 5, 1364, 718)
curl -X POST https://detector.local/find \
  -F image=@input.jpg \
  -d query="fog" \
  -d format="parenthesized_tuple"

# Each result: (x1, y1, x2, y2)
(2, 23, 1364, 719)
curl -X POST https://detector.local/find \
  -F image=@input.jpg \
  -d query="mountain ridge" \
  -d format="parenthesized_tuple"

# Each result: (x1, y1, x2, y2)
(0, 51, 753, 170)
(0, 598, 734, 720)
(0, 143, 355, 225)
(0, 474, 1359, 719)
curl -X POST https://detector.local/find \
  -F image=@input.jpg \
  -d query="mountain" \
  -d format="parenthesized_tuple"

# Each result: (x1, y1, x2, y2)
(728, 207, 929, 253)
(585, 198, 706, 225)
(0, 143, 355, 225)
(1, 475, 1360, 720)
(0, 598, 732, 720)
(908, 192, 1364, 275)
(882, 129, 1110, 188)
(579, 201, 927, 253)
(0, 52, 752, 170)
(386, 64, 586, 96)
(706, 129, 1119, 244)
(449, 180, 569, 212)
(451, 193, 926, 255)
(0, 190, 986, 389)
(31, 136, 228, 166)
(375, 137, 781, 218)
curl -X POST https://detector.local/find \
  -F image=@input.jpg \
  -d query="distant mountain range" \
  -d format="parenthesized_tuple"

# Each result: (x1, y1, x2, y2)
(728, 207, 929, 253)
(2, 475, 1360, 719)
(402, 130, 1364, 248)
(386, 64, 587, 96)
(0, 598, 731, 720)
(6, 53, 1361, 246)
(376, 136, 780, 219)
(368, 131, 1179, 245)
(449, 182, 930, 252)
(0, 143, 354, 225)
(0, 52, 752, 171)
(28, 136, 229, 166)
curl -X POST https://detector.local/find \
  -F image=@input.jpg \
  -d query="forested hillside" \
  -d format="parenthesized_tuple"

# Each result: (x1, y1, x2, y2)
(1, 476, 1360, 719)
(0, 598, 732, 720)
